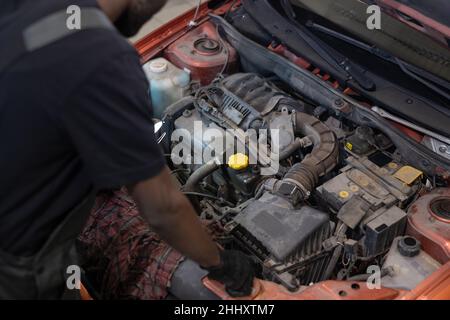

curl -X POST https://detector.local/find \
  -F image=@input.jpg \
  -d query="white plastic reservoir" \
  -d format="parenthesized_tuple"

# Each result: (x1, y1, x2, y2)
(143, 57, 190, 119)
(381, 236, 441, 291)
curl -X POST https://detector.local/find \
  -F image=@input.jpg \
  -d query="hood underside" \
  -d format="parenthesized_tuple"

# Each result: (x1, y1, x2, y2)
(291, 0, 450, 83)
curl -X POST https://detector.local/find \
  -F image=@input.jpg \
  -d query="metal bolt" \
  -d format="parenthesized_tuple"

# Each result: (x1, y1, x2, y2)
(439, 145, 448, 153)
(334, 99, 344, 107)
(421, 159, 430, 167)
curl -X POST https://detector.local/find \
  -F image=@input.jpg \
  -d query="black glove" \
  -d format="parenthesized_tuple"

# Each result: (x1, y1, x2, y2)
(205, 250, 255, 297)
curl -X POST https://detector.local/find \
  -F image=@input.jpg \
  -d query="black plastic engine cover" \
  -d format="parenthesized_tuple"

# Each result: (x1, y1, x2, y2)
(233, 192, 330, 261)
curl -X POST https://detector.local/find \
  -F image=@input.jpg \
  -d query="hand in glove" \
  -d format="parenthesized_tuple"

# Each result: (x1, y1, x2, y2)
(204, 250, 255, 297)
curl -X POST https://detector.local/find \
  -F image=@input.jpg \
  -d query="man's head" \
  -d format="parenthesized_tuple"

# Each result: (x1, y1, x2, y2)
(98, 0, 167, 37)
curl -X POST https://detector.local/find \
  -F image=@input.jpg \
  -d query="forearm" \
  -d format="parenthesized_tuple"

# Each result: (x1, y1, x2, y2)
(128, 168, 221, 268)
(128, 167, 254, 297)
(144, 194, 220, 268)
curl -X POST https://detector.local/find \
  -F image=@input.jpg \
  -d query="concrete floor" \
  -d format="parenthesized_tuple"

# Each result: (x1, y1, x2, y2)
(130, 0, 207, 42)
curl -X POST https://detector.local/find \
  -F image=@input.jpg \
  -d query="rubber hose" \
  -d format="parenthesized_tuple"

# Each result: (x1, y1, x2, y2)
(321, 224, 348, 281)
(279, 137, 305, 160)
(183, 159, 221, 192)
(163, 96, 194, 120)
(281, 111, 339, 198)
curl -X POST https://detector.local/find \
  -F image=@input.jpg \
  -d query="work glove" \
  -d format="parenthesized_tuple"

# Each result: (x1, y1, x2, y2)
(205, 250, 255, 297)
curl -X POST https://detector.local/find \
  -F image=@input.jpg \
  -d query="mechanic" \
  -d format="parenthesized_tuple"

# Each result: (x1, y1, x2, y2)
(0, 0, 254, 299)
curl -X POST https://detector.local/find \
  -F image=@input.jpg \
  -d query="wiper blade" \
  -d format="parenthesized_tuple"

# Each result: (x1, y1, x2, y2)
(281, 0, 376, 91)
(242, 0, 376, 91)
(307, 22, 392, 61)
(308, 22, 450, 101)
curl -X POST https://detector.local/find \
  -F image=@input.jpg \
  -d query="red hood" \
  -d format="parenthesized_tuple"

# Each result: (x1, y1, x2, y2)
(376, 0, 450, 47)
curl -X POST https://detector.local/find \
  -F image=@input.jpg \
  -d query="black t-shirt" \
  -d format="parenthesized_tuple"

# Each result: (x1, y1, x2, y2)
(0, 1, 166, 256)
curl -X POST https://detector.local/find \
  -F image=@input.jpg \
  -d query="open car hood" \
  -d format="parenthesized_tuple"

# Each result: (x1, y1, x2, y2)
(377, 0, 450, 37)
(290, 0, 450, 83)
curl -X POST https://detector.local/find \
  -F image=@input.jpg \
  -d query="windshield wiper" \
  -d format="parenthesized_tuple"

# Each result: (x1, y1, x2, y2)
(307, 22, 450, 102)
(243, 0, 376, 91)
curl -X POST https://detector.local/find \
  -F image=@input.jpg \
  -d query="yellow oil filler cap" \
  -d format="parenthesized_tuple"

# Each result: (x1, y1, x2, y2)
(228, 153, 249, 171)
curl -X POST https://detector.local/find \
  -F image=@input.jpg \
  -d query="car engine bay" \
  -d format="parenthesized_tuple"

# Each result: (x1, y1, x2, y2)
(140, 0, 450, 296)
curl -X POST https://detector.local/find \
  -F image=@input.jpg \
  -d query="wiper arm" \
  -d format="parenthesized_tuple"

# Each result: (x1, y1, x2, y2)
(242, 0, 376, 91)
(278, 0, 376, 91)
(307, 22, 392, 61)
(308, 22, 450, 101)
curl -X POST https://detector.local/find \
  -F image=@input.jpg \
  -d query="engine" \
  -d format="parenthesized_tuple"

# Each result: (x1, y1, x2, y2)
(141, 1, 450, 296)
(161, 74, 338, 289)
(157, 72, 426, 291)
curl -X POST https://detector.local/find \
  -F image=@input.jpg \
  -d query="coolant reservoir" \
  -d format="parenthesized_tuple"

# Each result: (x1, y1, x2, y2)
(143, 57, 190, 119)
(381, 236, 441, 290)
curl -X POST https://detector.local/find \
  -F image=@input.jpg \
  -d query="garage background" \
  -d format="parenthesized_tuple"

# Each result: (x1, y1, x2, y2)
(131, 0, 207, 42)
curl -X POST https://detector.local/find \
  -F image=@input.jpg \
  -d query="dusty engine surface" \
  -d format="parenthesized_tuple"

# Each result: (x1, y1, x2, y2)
(166, 73, 341, 290)
(316, 156, 420, 257)
(164, 73, 425, 291)
(172, 73, 306, 167)
(228, 193, 334, 289)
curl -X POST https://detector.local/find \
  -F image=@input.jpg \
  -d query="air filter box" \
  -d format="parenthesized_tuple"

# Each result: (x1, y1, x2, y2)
(232, 193, 331, 262)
